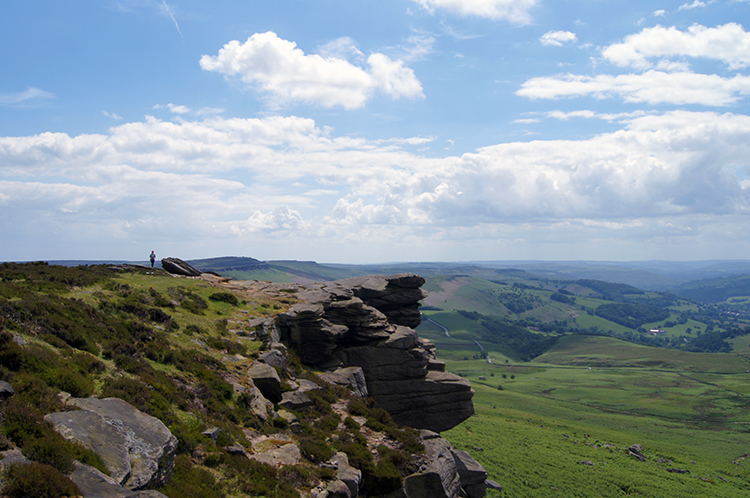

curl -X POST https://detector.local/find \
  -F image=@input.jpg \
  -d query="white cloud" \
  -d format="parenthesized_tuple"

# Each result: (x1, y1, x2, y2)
(517, 70, 750, 106)
(3, 112, 750, 261)
(316, 37, 365, 62)
(540, 31, 577, 47)
(238, 207, 305, 233)
(160, 0, 182, 38)
(0, 87, 54, 107)
(103, 111, 123, 120)
(403, 35, 437, 61)
(603, 23, 750, 70)
(545, 110, 653, 121)
(654, 9, 666, 16)
(154, 103, 191, 114)
(678, 0, 706, 10)
(200, 32, 424, 109)
(411, 0, 538, 23)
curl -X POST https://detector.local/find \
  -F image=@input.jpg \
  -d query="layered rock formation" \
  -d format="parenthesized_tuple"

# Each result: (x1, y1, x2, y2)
(279, 273, 474, 433)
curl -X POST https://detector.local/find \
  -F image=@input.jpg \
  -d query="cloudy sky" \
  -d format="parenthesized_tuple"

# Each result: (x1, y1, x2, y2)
(2, 0, 750, 264)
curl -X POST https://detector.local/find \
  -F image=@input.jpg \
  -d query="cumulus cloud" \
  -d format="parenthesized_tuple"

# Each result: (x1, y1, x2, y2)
(2, 111, 750, 260)
(517, 70, 750, 106)
(540, 31, 577, 46)
(602, 23, 750, 70)
(199, 32, 424, 109)
(410, 0, 538, 23)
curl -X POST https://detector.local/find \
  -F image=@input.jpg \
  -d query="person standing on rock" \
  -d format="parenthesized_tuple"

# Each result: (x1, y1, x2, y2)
(149, 251, 156, 268)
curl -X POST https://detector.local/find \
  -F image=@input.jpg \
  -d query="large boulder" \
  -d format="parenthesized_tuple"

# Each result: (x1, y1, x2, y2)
(247, 363, 282, 403)
(375, 432, 498, 498)
(0, 380, 14, 398)
(68, 461, 170, 498)
(45, 397, 178, 490)
(160, 258, 201, 277)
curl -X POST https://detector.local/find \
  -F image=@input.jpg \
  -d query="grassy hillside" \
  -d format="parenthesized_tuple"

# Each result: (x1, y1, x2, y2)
(438, 337, 750, 497)
(0, 263, 424, 497)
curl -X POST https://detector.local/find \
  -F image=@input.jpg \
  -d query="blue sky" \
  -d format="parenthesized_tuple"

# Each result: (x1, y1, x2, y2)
(2, 0, 750, 264)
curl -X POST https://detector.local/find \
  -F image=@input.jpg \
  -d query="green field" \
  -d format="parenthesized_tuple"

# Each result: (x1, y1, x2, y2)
(427, 334, 750, 497)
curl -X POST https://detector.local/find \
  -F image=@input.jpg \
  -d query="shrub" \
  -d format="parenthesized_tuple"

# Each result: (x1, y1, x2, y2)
(344, 416, 360, 430)
(1, 463, 81, 498)
(298, 434, 333, 463)
(157, 454, 224, 498)
(22, 435, 75, 474)
(209, 292, 240, 306)
(368, 458, 403, 495)
(1, 398, 51, 446)
(50, 368, 94, 397)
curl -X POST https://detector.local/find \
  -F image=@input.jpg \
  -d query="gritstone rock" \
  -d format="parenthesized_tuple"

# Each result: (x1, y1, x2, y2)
(160, 258, 201, 277)
(45, 397, 178, 490)
(247, 362, 282, 403)
(279, 274, 474, 433)
(319, 366, 368, 397)
(0, 380, 14, 398)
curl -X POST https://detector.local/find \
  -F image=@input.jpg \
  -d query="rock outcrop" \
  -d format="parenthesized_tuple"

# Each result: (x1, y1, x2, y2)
(279, 274, 474, 433)
(45, 397, 178, 490)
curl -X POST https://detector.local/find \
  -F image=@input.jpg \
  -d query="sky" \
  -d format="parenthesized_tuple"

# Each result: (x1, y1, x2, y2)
(2, 0, 750, 264)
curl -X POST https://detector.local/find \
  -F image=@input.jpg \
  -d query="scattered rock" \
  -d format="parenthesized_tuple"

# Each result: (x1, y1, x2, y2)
(0, 380, 14, 398)
(259, 349, 289, 373)
(68, 461, 170, 498)
(224, 443, 247, 456)
(202, 427, 220, 444)
(332, 452, 362, 498)
(249, 441, 301, 467)
(452, 449, 489, 498)
(0, 449, 30, 468)
(297, 379, 322, 392)
(628, 444, 645, 462)
(279, 391, 313, 411)
(319, 366, 368, 397)
(579, 460, 594, 466)
(247, 363, 282, 403)
(666, 468, 689, 474)
(276, 409, 298, 424)
(486, 480, 503, 492)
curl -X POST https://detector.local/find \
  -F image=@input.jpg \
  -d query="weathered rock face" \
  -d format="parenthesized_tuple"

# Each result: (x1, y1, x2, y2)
(279, 273, 474, 433)
(45, 397, 178, 490)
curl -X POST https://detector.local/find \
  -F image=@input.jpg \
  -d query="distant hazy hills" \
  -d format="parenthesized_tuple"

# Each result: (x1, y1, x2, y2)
(36, 257, 750, 303)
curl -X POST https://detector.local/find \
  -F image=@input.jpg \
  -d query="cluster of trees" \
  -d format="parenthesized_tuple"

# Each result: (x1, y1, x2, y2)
(478, 315, 559, 361)
(594, 303, 670, 329)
